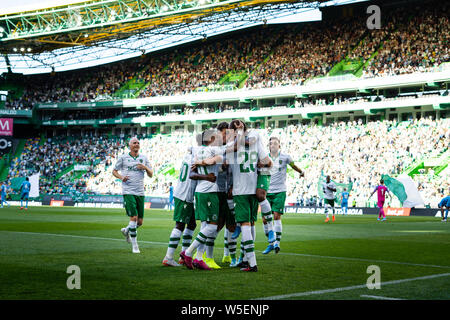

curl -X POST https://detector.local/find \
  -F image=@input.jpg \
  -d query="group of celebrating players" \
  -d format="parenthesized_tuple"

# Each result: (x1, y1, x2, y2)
(113, 119, 305, 271)
(162, 119, 307, 272)
(112, 119, 450, 272)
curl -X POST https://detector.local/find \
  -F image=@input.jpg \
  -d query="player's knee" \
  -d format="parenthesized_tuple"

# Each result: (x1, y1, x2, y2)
(217, 220, 225, 232)
(255, 189, 266, 202)
(187, 221, 196, 230)
(175, 222, 185, 232)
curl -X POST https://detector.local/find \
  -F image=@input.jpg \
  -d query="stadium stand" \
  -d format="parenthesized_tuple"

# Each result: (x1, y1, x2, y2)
(0, 0, 448, 210)
(2, 0, 448, 108)
(86, 117, 449, 208)
(7, 117, 447, 208)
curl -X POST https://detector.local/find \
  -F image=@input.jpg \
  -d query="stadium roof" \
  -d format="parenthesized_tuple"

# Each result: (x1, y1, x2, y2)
(0, 0, 368, 74)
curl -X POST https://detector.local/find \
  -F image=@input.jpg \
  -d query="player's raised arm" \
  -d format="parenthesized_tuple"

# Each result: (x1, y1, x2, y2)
(189, 169, 216, 183)
(289, 161, 304, 177)
(188, 159, 217, 182)
(193, 154, 223, 166)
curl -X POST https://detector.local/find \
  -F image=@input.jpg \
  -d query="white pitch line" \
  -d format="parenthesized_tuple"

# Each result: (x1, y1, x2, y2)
(255, 272, 450, 300)
(2, 230, 450, 270)
(360, 295, 404, 300)
(276, 251, 450, 269)
(0, 230, 168, 246)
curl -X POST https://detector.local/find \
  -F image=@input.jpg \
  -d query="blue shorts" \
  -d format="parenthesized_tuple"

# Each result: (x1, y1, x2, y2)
(1, 194, 6, 201)
(341, 202, 348, 208)
(21, 193, 29, 200)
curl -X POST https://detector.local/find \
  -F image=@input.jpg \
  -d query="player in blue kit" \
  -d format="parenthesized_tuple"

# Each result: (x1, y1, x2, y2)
(341, 188, 350, 215)
(1, 182, 9, 208)
(167, 182, 174, 211)
(438, 195, 450, 222)
(19, 177, 31, 210)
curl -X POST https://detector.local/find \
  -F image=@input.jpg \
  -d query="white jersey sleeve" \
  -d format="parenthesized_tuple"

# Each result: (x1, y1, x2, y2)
(113, 155, 124, 171)
(194, 146, 221, 193)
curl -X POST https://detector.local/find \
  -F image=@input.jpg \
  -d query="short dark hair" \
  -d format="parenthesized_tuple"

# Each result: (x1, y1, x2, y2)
(380, 179, 384, 184)
(26, 177, 29, 181)
(217, 122, 229, 131)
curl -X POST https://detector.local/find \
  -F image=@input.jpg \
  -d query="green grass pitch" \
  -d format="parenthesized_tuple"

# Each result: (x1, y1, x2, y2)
(0, 206, 449, 300)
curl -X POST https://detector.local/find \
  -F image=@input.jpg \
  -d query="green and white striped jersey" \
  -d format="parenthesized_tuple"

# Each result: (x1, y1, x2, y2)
(113, 152, 151, 196)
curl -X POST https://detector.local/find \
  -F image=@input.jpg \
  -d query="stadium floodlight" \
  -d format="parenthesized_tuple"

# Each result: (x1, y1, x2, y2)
(13, 48, 17, 52)
(27, 48, 32, 52)
(20, 47, 25, 52)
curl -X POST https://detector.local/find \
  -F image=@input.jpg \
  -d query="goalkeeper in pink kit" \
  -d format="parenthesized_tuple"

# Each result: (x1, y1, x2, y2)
(368, 179, 391, 221)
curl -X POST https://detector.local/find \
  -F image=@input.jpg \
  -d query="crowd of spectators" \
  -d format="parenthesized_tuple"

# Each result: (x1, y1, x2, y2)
(362, 2, 449, 78)
(263, 117, 449, 208)
(245, 18, 365, 89)
(83, 117, 448, 208)
(6, 136, 121, 195)
(4, 57, 145, 110)
(2, 0, 448, 111)
(3, 117, 448, 208)
(137, 28, 279, 97)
